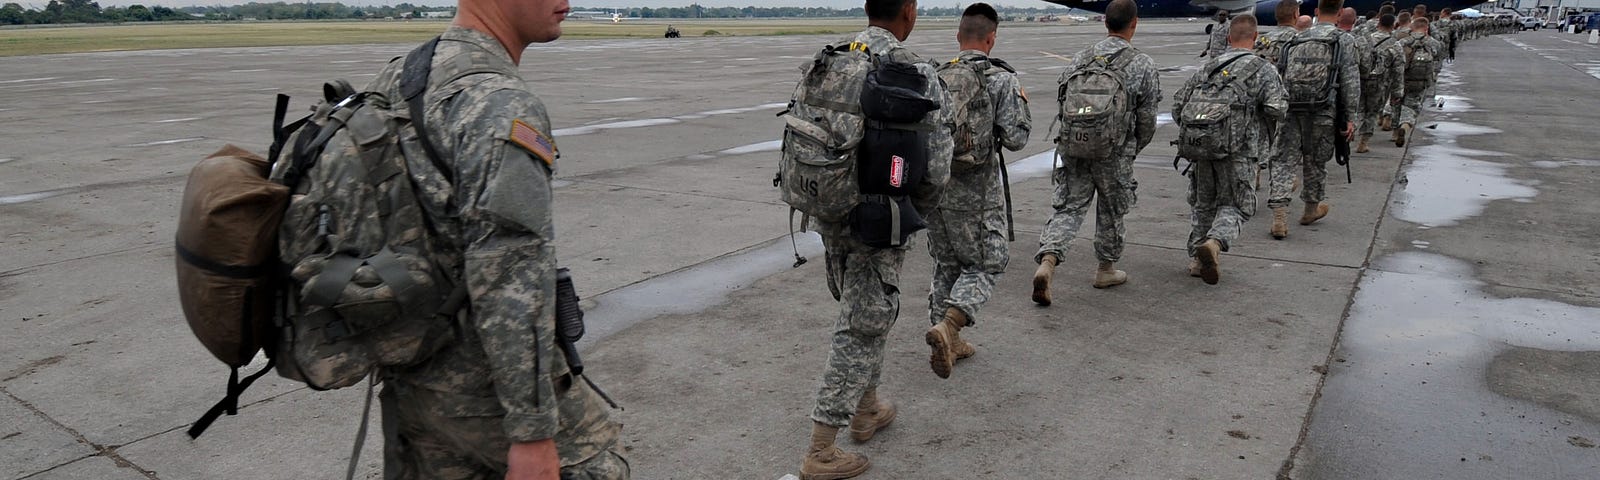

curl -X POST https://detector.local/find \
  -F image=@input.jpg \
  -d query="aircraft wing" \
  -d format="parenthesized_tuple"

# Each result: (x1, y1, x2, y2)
(1190, 0, 1256, 13)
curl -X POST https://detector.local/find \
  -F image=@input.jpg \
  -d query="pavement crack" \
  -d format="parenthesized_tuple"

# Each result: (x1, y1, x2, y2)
(2, 386, 161, 479)
(0, 243, 165, 278)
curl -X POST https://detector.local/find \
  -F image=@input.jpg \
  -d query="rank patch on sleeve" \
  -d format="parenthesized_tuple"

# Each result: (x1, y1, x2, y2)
(509, 119, 558, 168)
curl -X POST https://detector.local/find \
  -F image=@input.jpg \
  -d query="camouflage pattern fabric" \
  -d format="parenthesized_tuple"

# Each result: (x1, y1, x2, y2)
(365, 26, 624, 476)
(1037, 36, 1159, 265)
(927, 50, 1030, 326)
(1267, 25, 1359, 210)
(1399, 35, 1444, 127)
(810, 25, 952, 428)
(1254, 26, 1298, 167)
(1173, 49, 1287, 254)
(1360, 31, 1406, 137)
(1207, 20, 1231, 58)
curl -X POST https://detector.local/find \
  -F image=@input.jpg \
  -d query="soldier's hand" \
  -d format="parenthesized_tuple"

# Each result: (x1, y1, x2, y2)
(1343, 122, 1355, 140)
(506, 440, 560, 480)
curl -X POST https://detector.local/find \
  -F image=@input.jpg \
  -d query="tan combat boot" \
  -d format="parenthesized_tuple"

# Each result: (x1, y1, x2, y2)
(1189, 257, 1203, 277)
(1032, 254, 1058, 306)
(1300, 202, 1330, 225)
(1357, 134, 1371, 153)
(1270, 207, 1289, 240)
(1093, 261, 1127, 289)
(1195, 239, 1222, 285)
(925, 307, 974, 379)
(1396, 123, 1413, 147)
(802, 423, 869, 480)
(847, 388, 897, 442)
(1380, 115, 1393, 131)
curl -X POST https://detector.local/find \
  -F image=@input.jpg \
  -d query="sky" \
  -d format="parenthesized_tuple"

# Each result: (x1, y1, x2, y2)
(82, 0, 1062, 11)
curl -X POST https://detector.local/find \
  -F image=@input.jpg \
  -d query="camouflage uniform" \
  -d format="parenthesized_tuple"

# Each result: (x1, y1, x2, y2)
(1255, 26, 1298, 169)
(368, 27, 627, 479)
(1360, 30, 1405, 138)
(1207, 20, 1232, 57)
(1433, 17, 1456, 59)
(1173, 49, 1287, 254)
(1036, 36, 1160, 265)
(1267, 24, 1360, 210)
(810, 26, 953, 428)
(927, 50, 1031, 327)
(1382, 28, 1414, 121)
(1399, 34, 1444, 127)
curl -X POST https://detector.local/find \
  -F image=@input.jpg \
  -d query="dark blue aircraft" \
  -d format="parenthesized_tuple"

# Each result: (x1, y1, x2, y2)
(1039, 0, 1485, 26)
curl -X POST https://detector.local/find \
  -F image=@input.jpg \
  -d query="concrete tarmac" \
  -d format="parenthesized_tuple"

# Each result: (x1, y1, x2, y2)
(0, 21, 1595, 480)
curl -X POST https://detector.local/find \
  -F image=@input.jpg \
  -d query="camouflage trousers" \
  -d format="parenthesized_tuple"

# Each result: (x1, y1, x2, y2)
(1036, 153, 1137, 265)
(1358, 79, 1391, 137)
(1399, 82, 1431, 127)
(1267, 114, 1335, 209)
(812, 230, 905, 427)
(380, 381, 629, 480)
(1187, 156, 1256, 256)
(926, 207, 1009, 326)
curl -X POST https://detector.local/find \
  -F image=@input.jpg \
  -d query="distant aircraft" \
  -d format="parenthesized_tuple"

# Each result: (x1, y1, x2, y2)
(1038, 0, 1485, 26)
(568, 10, 639, 23)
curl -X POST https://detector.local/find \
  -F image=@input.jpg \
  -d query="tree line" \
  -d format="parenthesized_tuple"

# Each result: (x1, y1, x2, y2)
(1, 2, 1068, 26)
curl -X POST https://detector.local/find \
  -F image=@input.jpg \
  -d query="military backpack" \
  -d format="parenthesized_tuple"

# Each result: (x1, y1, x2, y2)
(937, 55, 998, 171)
(1176, 53, 1263, 162)
(1403, 39, 1435, 84)
(1056, 48, 1136, 162)
(177, 37, 505, 439)
(1279, 32, 1342, 112)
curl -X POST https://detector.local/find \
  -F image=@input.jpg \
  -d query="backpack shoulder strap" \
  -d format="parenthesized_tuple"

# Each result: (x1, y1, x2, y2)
(399, 37, 453, 185)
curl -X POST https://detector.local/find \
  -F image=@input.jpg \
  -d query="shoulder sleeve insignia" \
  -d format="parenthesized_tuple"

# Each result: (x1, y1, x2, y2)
(509, 118, 558, 168)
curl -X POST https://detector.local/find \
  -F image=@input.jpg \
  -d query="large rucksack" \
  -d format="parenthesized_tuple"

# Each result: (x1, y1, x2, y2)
(1366, 35, 1396, 80)
(1279, 33, 1341, 112)
(1176, 53, 1263, 162)
(937, 55, 996, 171)
(777, 42, 874, 224)
(777, 41, 937, 248)
(178, 37, 498, 439)
(1056, 48, 1136, 161)
(1403, 39, 1435, 84)
(1353, 33, 1378, 80)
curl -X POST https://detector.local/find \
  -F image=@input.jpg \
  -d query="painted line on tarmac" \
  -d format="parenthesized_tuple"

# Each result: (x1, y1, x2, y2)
(54, 78, 116, 85)
(126, 137, 205, 147)
(80, 99, 114, 104)
(553, 102, 786, 137)
(0, 190, 67, 206)
(0, 158, 14, 165)
(586, 97, 657, 104)
(154, 117, 203, 124)
(0, 77, 58, 84)
(229, 68, 269, 73)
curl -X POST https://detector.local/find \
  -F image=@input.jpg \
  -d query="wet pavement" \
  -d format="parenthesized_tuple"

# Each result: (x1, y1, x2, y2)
(1, 21, 1597, 480)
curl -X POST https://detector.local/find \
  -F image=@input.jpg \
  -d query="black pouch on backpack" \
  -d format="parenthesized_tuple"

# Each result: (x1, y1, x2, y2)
(857, 58, 939, 196)
(849, 194, 926, 248)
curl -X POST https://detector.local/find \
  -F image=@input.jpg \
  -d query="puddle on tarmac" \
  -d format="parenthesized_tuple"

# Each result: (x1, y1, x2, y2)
(576, 233, 824, 349)
(1305, 251, 1600, 478)
(1392, 121, 1536, 228)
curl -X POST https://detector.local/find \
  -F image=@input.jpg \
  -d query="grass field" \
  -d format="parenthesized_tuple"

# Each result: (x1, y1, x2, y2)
(0, 19, 882, 57)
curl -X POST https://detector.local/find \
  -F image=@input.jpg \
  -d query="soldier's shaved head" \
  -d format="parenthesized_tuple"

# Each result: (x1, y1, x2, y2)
(1339, 7, 1357, 27)
(1379, 13, 1395, 29)
(1396, 11, 1411, 28)
(1411, 16, 1429, 34)
(1105, 0, 1138, 33)
(1315, 0, 1342, 17)
(866, 0, 914, 21)
(957, 2, 999, 42)
(1276, 0, 1299, 25)
(1378, 4, 1395, 17)
(1228, 14, 1258, 43)
(1297, 15, 1312, 29)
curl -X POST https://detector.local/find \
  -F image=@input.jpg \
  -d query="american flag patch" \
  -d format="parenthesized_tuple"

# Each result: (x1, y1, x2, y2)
(509, 118, 558, 168)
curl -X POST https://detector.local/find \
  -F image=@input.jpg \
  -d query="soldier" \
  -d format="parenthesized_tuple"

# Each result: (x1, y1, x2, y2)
(1381, 11, 1413, 131)
(1358, 14, 1404, 153)
(1395, 17, 1443, 148)
(1253, 0, 1299, 181)
(1265, 0, 1359, 240)
(366, 0, 629, 478)
(1206, 11, 1232, 58)
(795, 0, 953, 478)
(1031, 0, 1160, 304)
(925, 2, 1031, 379)
(1173, 15, 1287, 284)
(1297, 15, 1313, 30)
(1434, 8, 1456, 60)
